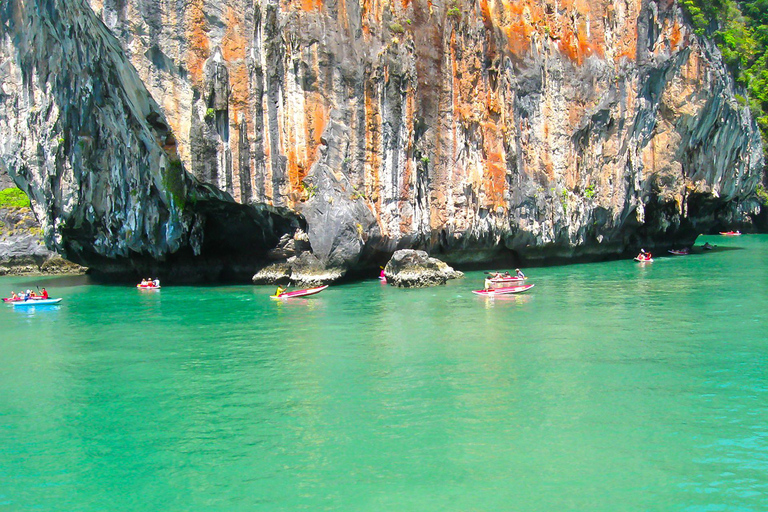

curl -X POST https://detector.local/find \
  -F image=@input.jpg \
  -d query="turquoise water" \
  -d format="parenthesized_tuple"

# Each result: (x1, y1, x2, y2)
(0, 235, 767, 511)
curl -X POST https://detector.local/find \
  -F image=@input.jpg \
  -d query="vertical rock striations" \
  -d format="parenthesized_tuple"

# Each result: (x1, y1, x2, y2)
(0, 0, 301, 279)
(0, 0, 763, 278)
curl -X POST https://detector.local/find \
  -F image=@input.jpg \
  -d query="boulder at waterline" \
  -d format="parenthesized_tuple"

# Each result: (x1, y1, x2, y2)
(384, 250, 464, 288)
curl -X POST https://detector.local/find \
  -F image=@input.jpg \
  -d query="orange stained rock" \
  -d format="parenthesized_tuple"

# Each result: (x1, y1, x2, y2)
(481, 120, 507, 208)
(364, 82, 382, 223)
(186, 0, 210, 85)
(289, 98, 327, 191)
(500, 1, 535, 56)
(399, 93, 416, 201)
(361, 0, 383, 26)
(669, 20, 683, 50)
(300, 0, 323, 12)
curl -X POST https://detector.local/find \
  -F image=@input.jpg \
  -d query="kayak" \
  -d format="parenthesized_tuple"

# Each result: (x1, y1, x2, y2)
(720, 231, 742, 236)
(2, 297, 22, 303)
(271, 285, 328, 299)
(11, 298, 62, 306)
(137, 285, 161, 289)
(668, 249, 689, 255)
(472, 284, 535, 296)
(634, 257, 653, 262)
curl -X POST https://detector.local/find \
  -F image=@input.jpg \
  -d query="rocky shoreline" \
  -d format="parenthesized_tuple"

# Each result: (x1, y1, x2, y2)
(0, 206, 87, 277)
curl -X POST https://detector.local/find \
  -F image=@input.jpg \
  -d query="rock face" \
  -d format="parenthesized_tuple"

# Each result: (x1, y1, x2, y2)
(252, 229, 344, 286)
(384, 249, 464, 287)
(0, 0, 764, 279)
(0, 206, 86, 276)
(0, 0, 301, 280)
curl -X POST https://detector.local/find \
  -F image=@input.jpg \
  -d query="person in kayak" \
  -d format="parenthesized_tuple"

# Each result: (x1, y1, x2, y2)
(636, 249, 652, 261)
(275, 286, 286, 297)
(40, 288, 48, 299)
(515, 268, 525, 279)
(153, 278, 160, 287)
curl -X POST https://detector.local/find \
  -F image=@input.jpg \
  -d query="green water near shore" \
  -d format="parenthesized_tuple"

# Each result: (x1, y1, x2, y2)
(0, 235, 767, 511)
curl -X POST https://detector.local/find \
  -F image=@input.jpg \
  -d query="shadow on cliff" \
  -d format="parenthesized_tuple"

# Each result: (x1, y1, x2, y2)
(65, 197, 304, 284)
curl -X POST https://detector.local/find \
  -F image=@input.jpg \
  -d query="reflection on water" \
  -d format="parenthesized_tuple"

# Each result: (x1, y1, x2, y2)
(9, 304, 61, 317)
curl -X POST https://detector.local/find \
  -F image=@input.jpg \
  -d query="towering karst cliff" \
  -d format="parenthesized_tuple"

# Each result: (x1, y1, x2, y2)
(0, 0, 763, 279)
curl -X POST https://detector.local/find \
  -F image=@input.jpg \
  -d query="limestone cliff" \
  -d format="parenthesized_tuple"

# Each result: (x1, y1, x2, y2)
(0, 0, 301, 279)
(0, 0, 763, 278)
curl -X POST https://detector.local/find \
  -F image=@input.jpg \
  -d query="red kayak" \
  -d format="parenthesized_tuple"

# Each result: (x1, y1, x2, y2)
(634, 256, 653, 262)
(472, 284, 534, 296)
(271, 285, 328, 299)
(720, 231, 742, 236)
(3, 297, 22, 303)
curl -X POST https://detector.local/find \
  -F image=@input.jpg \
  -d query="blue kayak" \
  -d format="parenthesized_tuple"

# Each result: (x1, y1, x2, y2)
(11, 298, 62, 307)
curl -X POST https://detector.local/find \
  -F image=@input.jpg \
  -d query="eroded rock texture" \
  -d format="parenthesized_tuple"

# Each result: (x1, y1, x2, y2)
(0, 0, 301, 280)
(0, 0, 764, 279)
(384, 249, 464, 287)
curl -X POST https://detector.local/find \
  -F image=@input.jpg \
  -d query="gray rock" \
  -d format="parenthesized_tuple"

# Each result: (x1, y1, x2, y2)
(300, 114, 380, 271)
(384, 249, 464, 288)
(0, 0, 763, 282)
(253, 252, 344, 287)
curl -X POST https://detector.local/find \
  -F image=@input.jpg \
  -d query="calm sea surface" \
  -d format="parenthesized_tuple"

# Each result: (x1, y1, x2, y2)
(0, 235, 766, 511)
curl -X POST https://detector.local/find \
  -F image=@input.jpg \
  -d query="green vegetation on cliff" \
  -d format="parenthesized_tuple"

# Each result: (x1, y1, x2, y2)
(0, 187, 31, 209)
(682, 0, 768, 167)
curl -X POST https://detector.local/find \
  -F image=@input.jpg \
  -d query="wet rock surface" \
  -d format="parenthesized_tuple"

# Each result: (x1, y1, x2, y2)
(384, 249, 464, 288)
(253, 252, 344, 287)
(0, 0, 764, 281)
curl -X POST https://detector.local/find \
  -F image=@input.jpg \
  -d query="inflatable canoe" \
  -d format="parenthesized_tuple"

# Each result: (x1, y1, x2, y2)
(668, 249, 689, 255)
(720, 231, 742, 236)
(271, 285, 328, 299)
(137, 284, 161, 289)
(11, 298, 62, 306)
(472, 284, 534, 296)
(634, 257, 653, 262)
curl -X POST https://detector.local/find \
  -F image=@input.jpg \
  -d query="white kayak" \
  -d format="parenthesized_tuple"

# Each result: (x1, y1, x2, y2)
(11, 298, 62, 306)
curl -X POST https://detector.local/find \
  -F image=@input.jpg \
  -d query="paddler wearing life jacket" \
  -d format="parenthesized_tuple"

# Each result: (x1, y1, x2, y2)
(637, 248, 651, 261)
(275, 286, 285, 297)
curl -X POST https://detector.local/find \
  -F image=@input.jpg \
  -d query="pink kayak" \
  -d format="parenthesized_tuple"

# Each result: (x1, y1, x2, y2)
(271, 285, 328, 299)
(472, 284, 535, 296)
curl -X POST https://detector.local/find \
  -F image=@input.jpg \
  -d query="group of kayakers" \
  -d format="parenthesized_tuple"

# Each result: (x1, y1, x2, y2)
(483, 268, 526, 290)
(8, 288, 48, 300)
(138, 278, 160, 288)
(636, 239, 719, 262)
